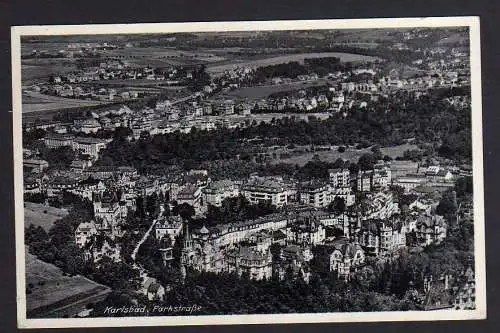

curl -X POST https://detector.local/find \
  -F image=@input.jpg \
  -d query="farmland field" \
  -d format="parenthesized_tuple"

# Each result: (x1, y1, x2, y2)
(22, 59, 78, 85)
(206, 52, 381, 75)
(25, 250, 111, 318)
(24, 202, 68, 232)
(100, 47, 226, 67)
(22, 92, 107, 113)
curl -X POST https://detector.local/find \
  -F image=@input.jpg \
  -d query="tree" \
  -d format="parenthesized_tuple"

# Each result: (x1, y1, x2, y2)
(177, 203, 195, 221)
(358, 153, 375, 171)
(328, 197, 346, 215)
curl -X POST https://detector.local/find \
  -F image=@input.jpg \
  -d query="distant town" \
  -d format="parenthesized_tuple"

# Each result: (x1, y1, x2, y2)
(22, 27, 475, 318)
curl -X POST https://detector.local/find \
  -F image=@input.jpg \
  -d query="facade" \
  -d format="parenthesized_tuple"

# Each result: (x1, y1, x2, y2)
(203, 179, 240, 207)
(242, 178, 289, 207)
(329, 168, 350, 188)
(72, 137, 108, 159)
(298, 181, 331, 208)
(357, 170, 373, 192)
(155, 215, 183, 243)
(329, 241, 366, 280)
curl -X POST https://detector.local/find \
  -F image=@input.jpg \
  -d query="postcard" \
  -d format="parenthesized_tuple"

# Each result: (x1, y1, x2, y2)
(11, 17, 485, 328)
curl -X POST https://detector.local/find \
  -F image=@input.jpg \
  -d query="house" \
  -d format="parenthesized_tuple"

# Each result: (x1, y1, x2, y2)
(75, 221, 99, 247)
(226, 245, 273, 280)
(328, 239, 366, 280)
(286, 214, 326, 246)
(413, 214, 447, 246)
(143, 277, 166, 301)
(359, 218, 406, 256)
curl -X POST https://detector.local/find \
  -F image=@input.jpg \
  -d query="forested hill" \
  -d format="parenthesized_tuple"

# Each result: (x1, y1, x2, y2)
(96, 93, 471, 173)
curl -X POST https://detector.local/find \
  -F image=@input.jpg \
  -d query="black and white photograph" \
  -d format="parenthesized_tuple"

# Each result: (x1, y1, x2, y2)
(11, 17, 486, 328)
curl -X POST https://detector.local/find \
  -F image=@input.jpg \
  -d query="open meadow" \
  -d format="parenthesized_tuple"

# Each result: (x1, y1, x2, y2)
(24, 202, 68, 232)
(25, 250, 111, 318)
(270, 143, 418, 166)
(22, 92, 108, 113)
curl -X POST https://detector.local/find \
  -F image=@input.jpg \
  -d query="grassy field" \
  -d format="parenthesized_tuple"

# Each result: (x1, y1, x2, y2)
(219, 79, 330, 100)
(22, 59, 78, 85)
(25, 250, 111, 318)
(22, 92, 107, 113)
(206, 52, 380, 75)
(24, 202, 68, 232)
(271, 143, 418, 166)
(100, 47, 226, 67)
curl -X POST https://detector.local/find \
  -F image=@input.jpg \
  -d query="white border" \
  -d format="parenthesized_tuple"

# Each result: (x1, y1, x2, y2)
(12, 17, 486, 329)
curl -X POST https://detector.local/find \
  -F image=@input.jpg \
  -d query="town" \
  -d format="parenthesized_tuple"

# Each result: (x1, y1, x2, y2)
(22, 28, 476, 318)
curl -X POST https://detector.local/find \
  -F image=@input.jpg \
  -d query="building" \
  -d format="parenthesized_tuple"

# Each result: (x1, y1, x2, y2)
(72, 137, 108, 160)
(413, 214, 447, 246)
(155, 215, 183, 243)
(214, 99, 235, 115)
(392, 175, 427, 193)
(359, 218, 406, 256)
(242, 177, 289, 207)
(328, 239, 366, 280)
(329, 168, 350, 188)
(44, 134, 75, 149)
(373, 163, 392, 189)
(177, 184, 204, 214)
(298, 181, 331, 208)
(75, 221, 99, 248)
(226, 246, 273, 280)
(357, 170, 373, 192)
(287, 214, 326, 246)
(203, 179, 240, 207)
(23, 159, 49, 172)
(453, 267, 476, 310)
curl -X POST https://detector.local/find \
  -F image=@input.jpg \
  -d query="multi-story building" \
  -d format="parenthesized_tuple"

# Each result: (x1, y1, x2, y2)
(192, 213, 289, 248)
(44, 133, 74, 149)
(359, 218, 406, 256)
(226, 246, 273, 280)
(373, 163, 392, 189)
(203, 179, 240, 207)
(242, 177, 289, 207)
(154, 215, 183, 244)
(72, 137, 108, 160)
(286, 214, 326, 246)
(23, 159, 49, 173)
(177, 183, 204, 214)
(392, 175, 427, 193)
(357, 170, 373, 192)
(328, 239, 366, 281)
(329, 168, 350, 188)
(413, 214, 447, 246)
(75, 221, 99, 248)
(298, 181, 331, 208)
